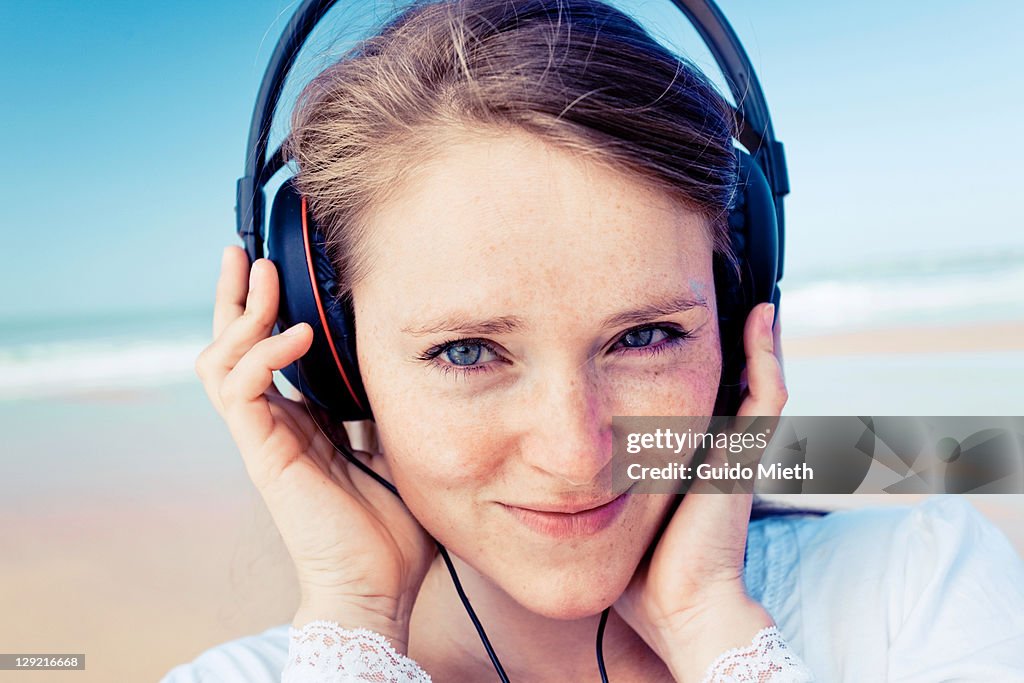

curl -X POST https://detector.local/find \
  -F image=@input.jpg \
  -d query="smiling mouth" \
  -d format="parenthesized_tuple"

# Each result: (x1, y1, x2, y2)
(511, 492, 627, 514)
(500, 490, 632, 538)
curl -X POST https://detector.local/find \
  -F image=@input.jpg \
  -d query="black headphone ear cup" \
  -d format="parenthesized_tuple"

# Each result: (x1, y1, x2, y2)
(714, 149, 780, 415)
(266, 178, 372, 421)
(713, 250, 745, 415)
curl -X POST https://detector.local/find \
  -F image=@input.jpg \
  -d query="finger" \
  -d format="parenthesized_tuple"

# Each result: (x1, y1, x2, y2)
(735, 305, 784, 403)
(213, 246, 250, 339)
(737, 303, 787, 418)
(196, 355, 284, 417)
(197, 257, 284, 413)
(219, 323, 313, 474)
(772, 307, 785, 381)
(215, 257, 281, 363)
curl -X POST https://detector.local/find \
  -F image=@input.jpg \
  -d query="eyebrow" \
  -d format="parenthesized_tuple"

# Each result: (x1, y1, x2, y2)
(598, 292, 709, 329)
(401, 314, 526, 337)
(400, 291, 709, 338)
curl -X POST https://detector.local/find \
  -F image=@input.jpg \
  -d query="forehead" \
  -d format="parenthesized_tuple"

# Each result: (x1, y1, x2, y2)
(356, 130, 713, 315)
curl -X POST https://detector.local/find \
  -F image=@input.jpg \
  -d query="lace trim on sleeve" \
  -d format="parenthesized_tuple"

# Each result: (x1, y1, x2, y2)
(282, 620, 432, 683)
(699, 626, 814, 683)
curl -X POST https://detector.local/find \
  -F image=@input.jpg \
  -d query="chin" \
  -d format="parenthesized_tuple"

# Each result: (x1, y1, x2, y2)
(507, 560, 633, 620)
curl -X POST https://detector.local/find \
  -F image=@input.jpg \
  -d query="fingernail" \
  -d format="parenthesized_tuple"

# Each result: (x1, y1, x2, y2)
(762, 304, 775, 336)
(283, 323, 306, 337)
(221, 246, 232, 266)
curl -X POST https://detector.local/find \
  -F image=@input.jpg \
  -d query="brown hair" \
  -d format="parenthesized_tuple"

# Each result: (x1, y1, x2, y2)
(284, 0, 739, 297)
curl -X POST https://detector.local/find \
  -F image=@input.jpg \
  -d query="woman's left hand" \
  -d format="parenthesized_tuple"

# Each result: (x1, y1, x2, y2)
(612, 302, 788, 683)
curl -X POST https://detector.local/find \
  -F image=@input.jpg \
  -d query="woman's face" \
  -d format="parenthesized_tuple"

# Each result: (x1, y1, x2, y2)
(351, 129, 722, 619)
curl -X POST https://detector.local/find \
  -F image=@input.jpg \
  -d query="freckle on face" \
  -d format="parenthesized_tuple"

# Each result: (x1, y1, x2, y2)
(349, 129, 721, 615)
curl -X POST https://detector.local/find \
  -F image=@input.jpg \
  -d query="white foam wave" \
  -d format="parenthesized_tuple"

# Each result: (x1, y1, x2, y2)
(783, 264, 1024, 336)
(0, 336, 206, 400)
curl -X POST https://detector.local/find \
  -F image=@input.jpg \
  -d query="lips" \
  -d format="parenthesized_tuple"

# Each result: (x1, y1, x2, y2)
(509, 493, 629, 514)
(500, 489, 632, 538)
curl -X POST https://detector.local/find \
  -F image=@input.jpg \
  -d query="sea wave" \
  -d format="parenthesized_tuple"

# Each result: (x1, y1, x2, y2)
(0, 336, 207, 400)
(782, 261, 1024, 335)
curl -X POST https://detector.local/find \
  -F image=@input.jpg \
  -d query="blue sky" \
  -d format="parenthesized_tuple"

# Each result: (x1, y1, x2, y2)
(2, 0, 1022, 319)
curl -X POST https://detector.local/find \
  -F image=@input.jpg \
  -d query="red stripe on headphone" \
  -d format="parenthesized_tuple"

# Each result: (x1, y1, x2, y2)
(300, 196, 365, 413)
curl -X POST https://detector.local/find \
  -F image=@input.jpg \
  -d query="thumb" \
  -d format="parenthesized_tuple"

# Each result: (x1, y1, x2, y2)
(737, 303, 787, 418)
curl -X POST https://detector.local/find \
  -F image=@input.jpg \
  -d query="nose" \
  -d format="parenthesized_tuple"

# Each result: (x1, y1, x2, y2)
(517, 366, 613, 487)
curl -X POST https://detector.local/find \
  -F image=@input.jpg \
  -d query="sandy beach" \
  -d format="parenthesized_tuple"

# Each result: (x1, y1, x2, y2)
(1, 320, 1022, 682)
(784, 319, 1024, 357)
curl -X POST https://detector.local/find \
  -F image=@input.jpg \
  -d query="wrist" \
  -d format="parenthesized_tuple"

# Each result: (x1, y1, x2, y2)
(293, 595, 412, 655)
(662, 596, 775, 683)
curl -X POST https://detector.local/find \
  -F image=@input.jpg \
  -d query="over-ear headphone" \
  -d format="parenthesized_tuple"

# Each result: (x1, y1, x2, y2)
(238, 0, 788, 424)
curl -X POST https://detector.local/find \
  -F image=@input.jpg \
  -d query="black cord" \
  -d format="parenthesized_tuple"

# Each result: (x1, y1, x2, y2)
(596, 606, 610, 683)
(437, 543, 512, 683)
(335, 433, 399, 496)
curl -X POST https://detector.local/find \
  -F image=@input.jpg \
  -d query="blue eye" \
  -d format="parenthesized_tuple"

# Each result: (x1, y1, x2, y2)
(417, 338, 504, 376)
(445, 343, 482, 366)
(620, 327, 661, 348)
(612, 325, 690, 355)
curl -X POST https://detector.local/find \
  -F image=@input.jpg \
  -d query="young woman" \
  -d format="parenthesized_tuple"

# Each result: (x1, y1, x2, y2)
(169, 0, 1024, 680)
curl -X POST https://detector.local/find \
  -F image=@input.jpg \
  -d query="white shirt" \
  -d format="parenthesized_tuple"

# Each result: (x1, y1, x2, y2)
(161, 495, 1024, 682)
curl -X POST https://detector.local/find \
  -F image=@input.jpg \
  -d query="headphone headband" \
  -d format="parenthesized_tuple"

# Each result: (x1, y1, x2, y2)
(236, 0, 788, 275)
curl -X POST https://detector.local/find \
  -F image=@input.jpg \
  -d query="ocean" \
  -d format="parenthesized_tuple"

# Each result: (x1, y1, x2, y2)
(780, 248, 1024, 336)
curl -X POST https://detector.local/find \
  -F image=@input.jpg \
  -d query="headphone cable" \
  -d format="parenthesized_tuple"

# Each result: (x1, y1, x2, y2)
(597, 606, 610, 683)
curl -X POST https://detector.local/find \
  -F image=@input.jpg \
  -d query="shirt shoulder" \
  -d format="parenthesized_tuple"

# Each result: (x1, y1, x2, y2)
(882, 496, 1024, 680)
(747, 496, 1024, 681)
(160, 623, 290, 683)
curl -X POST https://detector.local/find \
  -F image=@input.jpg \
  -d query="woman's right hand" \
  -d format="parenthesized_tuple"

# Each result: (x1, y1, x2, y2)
(194, 245, 436, 652)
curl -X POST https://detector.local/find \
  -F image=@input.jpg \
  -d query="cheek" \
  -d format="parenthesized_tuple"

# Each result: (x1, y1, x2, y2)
(369, 411, 500, 549)
(605, 341, 722, 416)
(370, 384, 504, 517)
(356, 332, 509, 521)
(382, 419, 500, 486)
